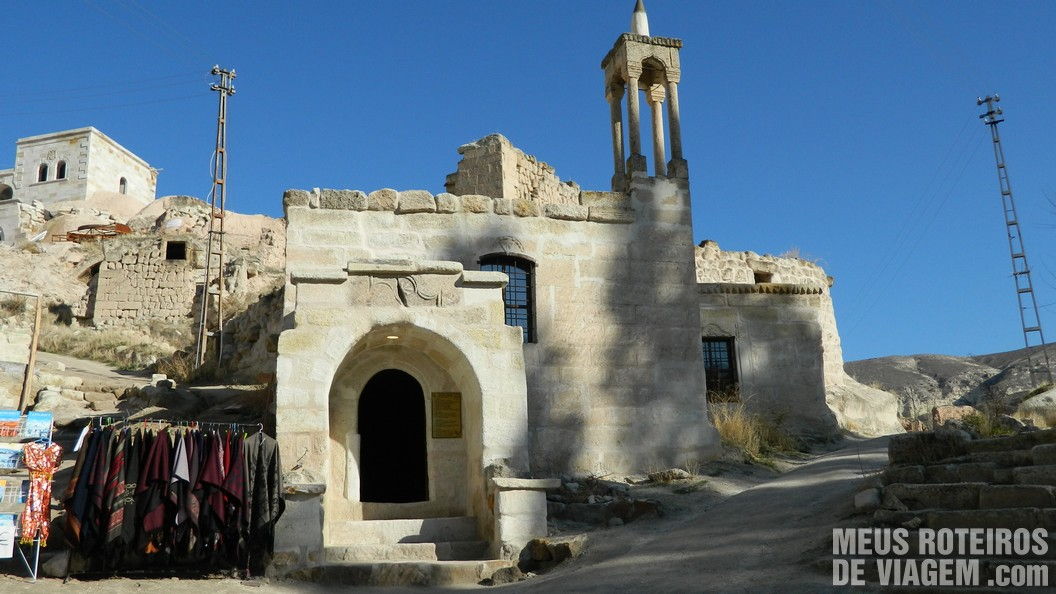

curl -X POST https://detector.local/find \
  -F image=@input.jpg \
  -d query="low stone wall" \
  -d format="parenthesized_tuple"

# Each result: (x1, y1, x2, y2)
(695, 239, 831, 288)
(92, 234, 202, 326)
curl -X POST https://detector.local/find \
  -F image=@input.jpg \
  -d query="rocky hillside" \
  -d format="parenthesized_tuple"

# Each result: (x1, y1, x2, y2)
(846, 345, 1055, 423)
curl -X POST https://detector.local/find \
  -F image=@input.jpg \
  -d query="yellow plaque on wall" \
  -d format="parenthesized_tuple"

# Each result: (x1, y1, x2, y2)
(431, 392, 462, 438)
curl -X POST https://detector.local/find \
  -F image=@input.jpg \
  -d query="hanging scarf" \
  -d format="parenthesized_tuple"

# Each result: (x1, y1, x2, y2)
(20, 442, 63, 545)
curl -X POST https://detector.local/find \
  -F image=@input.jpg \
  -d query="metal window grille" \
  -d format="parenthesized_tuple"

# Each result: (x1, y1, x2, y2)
(702, 337, 738, 401)
(480, 255, 536, 343)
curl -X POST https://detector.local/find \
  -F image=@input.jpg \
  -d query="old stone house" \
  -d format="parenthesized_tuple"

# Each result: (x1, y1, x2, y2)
(271, 4, 899, 570)
(0, 127, 157, 243)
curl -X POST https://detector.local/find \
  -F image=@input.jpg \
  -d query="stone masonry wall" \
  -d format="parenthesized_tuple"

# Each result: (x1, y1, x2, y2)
(282, 170, 720, 475)
(695, 240, 902, 437)
(93, 234, 202, 326)
(445, 135, 581, 206)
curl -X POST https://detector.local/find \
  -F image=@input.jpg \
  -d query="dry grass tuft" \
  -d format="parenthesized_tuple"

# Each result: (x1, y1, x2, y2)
(709, 402, 800, 464)
(1018, 409, 1056, 429)
(37, 323, 174, 370)
(0, 295, 28, 318)
(153, 350, 220, 385)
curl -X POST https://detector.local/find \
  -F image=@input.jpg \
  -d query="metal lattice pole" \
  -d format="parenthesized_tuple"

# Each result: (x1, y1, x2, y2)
(977, 94, 1053, 386)
(195, 65, 235, 368)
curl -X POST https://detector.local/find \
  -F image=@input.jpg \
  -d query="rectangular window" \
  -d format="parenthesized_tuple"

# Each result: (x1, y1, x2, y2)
(165, 241, 187, 261)
(480, 255, 536, 343)
(703, 337, 739, 401)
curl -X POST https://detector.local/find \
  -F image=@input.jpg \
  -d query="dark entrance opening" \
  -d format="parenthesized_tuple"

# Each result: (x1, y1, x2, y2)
(358, 369, 428, 502)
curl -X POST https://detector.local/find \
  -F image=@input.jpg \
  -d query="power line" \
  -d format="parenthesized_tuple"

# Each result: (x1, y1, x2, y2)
(0, 93, 211, 117)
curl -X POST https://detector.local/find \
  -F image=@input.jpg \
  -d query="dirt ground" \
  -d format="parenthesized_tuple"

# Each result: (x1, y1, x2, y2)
(0, 438, 888, 593)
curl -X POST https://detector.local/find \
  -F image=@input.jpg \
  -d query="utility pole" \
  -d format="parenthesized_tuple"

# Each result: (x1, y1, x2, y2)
(195, 65, 235, 368)
(977, 94, 1053, 386)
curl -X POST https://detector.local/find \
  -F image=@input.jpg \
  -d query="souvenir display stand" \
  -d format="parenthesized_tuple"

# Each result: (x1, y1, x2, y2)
(0, 411, 55, 582)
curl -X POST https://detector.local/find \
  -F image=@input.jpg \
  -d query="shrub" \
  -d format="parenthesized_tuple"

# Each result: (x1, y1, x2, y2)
(709, 402, 800, 464)
(961, 411, 1016, 438)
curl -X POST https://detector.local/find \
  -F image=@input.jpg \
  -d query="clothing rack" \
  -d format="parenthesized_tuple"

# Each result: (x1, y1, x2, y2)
(62, 416, 283, 580)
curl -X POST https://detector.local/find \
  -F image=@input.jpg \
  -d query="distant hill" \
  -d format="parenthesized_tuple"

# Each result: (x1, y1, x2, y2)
(845, 345, 1055, 421)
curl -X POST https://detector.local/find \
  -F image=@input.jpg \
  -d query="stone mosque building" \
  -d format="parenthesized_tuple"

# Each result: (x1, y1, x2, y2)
(271, 1, 901, 568)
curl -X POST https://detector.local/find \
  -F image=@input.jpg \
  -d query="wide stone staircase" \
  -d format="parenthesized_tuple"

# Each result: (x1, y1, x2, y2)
(309, 516, 513, 586)
(853, 428, 1056, 588)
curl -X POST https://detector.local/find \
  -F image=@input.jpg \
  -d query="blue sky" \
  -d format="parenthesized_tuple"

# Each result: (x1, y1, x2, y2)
(3, 0, 1056, 362)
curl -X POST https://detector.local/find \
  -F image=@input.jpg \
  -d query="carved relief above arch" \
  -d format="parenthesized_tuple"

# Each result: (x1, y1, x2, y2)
(702, 323, 734, 338)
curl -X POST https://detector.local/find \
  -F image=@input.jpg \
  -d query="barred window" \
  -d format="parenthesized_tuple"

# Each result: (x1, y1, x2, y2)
(703, 337, 739, 401)
(480, 254, 536, 343)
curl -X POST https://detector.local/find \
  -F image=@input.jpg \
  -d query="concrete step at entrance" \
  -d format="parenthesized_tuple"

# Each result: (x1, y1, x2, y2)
(325, 541, 490, 562)
(329, 516, 478, 545)
(308, 559, 513, 587)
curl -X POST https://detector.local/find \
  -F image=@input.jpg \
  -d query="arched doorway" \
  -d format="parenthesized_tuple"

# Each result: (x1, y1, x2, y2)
(357, 369, 428, 503)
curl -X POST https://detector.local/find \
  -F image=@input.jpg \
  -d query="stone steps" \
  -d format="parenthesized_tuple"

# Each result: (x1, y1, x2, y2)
(327, 516, 479, 545)
(875, 507, 1056, 531)
(301, 559, 513, 587)
(885, 482, 1056, 511)
(324, 541, 490, 562)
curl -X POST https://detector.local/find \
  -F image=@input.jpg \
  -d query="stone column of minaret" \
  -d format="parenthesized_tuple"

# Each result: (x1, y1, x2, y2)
(648, 83, 667, 176)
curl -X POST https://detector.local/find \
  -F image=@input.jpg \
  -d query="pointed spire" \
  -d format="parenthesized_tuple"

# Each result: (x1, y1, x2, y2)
(631, 0, 650, 36)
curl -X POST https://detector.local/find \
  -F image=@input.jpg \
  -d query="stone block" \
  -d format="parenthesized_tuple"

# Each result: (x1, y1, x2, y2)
(396, 190, 437, 214)
(282, 189, 311, 209)
(884, 482, 982, 510)
(435, 192, 460, 213)
(588, 207, 634, 224)
(460, 194, 491, 213)
(511, 198, 539, 217)
(889, 430, 970, 465)
(367, 188, 399, 211)
(1013, 465, 1056, 486)
(493, 198, 512, 215)
(320, 189, 367, 210)
(923, 462, 995, 483)
(979, 485, 1056, 509)
(926, 508, 1040, 530)
(1034, 444, 1056, 466)
(544, 203, 588, 221)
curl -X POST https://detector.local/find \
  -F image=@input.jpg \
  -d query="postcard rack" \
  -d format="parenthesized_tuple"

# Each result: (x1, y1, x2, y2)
(0, 411, 54, 582)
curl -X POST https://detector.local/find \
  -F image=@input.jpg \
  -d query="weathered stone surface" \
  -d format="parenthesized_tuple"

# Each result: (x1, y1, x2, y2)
(435, 193, 460, 213)
(544, 203, 588, 221)
(511, 198, 539, 217)
(884, 482, 982, 510)
(459, 194, 491, 213)
(1013, 465, 1056, 487)
(283, 189, 311, 208)
(888, 429, 971, 465)
(320, 189, 367, 210)
(932, 405, 977, 426)
(854, 488, 881, 512)
(587, 206, 634, 224)
(396, 190, 436, 214)
(1034, 444, 1056, 466)
(979, 485, 1056, 509)
(493, 198, 512, 215)
(647, 468, 690, 483)
(367, 188, 399, 211)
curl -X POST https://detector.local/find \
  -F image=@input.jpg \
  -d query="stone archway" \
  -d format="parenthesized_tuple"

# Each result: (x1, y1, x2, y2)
(357, 369, 428, 503)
